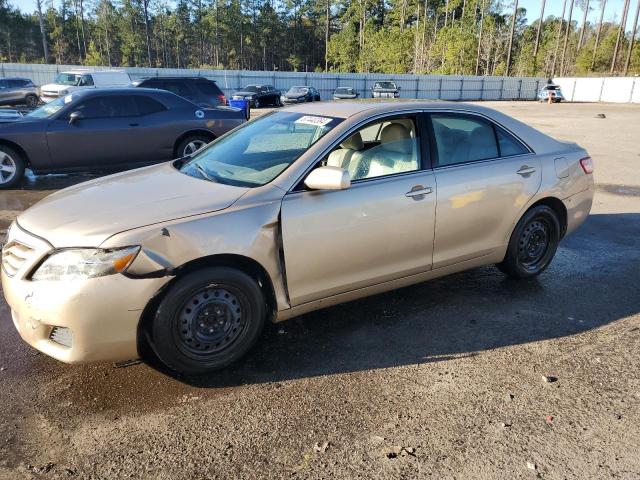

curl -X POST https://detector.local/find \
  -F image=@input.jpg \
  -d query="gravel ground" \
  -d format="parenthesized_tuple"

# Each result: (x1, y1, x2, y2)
(0, 101, 639, 480)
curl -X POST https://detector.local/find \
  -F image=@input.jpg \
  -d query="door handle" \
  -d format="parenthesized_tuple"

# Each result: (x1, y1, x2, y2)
(516, 165, 537, 176)
(405, 186, 433, 198)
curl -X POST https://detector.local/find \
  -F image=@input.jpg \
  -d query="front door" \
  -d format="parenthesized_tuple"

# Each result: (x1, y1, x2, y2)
(281, 114, 436, 306)
(428, 112, 542, 268)
(46, 94, 144, 168)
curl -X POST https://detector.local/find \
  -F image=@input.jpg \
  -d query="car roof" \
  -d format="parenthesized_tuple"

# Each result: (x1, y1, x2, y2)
(141, 76, 217, 82)
(0, 77, 31, 81)
(64, 87, 169, 97)
(280, 100, 512, 119)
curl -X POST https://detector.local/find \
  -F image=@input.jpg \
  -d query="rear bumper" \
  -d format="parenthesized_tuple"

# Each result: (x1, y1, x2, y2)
(563, 183, 594, 237)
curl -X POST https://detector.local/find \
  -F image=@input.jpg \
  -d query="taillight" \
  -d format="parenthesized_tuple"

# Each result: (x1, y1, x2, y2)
(217, 94, 227, 106)
(579, 156, 594, 174)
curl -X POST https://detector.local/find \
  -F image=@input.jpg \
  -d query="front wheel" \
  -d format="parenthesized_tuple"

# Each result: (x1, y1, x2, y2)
(497, 205, 560, 279)
(0, 145, 26, 189)
(253, 98, 260, 108)
(25, 94, 39, 109)
(150, 267, 266, 374)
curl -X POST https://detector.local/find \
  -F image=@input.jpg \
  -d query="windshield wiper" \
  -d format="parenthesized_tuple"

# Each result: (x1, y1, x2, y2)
(195, 163, 217, 183)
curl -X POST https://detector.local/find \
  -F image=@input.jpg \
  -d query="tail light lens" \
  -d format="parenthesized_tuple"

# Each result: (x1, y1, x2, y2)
(579, 156, 594, 174)
(217, 94, 227, 106)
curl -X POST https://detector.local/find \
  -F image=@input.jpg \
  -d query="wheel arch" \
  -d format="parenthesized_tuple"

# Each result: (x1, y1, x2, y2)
(137, 253, 277, 357)
(0, 139, 30, 167)
(172, 129, 216, 157)
(528, 197, 568, 238)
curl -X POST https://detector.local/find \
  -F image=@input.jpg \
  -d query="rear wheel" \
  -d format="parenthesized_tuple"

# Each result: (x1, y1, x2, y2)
(150, 267, 266, 374)
(497, 205, 560, 279)
(24, 94, 38, 109)
(0, 145, 26, 189)
(176, 134, 211, 158)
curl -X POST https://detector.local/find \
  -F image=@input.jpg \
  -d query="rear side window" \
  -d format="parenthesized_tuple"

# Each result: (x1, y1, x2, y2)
(431, 114, 498, 166)
(7, 79, 28, 87)
(496, 127, 529, 156)
(192, 80, 223, 96)
(134, 95, 166, 115)
(159, 81, 195, 100)
(79, 74, 94, 86)
(73, 95, 138, 119)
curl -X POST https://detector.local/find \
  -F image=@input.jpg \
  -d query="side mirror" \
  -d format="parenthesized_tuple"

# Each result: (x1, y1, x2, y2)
(69, 111, 83, 124)
(304, 166, 351, 191)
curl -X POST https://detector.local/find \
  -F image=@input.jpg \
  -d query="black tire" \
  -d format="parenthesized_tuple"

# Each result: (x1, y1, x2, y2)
(0, 144, 26, 189)
(25, 94, 39, 109)
(150, 267, 266, 374)
(176, 134, 212, 158)
(497, 205, 560, 279)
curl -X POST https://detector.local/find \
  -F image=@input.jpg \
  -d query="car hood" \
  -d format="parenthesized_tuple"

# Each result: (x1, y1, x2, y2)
(233, 91, 257, 97)
(40, 83, 76, 93)
(0, 109, 25, 123)
(284, 92, 306, 98)
(17, 162, 249, 248)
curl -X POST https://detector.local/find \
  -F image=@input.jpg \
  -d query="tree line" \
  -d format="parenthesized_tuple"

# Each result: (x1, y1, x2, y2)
(1, 0, 639, 77)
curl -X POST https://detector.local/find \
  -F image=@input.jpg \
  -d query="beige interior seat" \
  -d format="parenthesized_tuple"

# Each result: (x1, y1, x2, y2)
(364, 123, 417, 178)
(326, 132, 364, 169)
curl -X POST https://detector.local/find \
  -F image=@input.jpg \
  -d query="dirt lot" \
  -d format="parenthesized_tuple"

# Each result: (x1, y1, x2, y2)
(0, 101, 638, 480)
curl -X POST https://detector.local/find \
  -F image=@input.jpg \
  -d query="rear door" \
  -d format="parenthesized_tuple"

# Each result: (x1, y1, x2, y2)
(428, 112, 541, 268)
(46, 95, 145, 168)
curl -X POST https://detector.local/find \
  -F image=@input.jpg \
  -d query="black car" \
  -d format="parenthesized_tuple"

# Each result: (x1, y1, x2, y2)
(333, 87, 359, 100)
(134, 76, 227, 107)
(281, 86, 321, 104)
(0, 88, 244, 188)
(231, 85, 281, 108)
(0, 77, 39, 108)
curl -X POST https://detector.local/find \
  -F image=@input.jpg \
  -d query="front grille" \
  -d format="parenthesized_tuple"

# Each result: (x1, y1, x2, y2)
(2, 240, 35, 277)
(49, 326, 73, 348)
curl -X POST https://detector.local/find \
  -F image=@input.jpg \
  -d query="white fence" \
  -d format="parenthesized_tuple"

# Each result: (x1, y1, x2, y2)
(553, 76, 640, 103)
(1, 62, 545, 102)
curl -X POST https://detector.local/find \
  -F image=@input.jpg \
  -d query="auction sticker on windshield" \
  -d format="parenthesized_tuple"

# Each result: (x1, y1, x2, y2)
(295, 116, 333, 127)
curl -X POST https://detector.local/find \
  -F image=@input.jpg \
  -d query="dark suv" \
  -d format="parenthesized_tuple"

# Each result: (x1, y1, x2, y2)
(0, 77, 39, 108)
(134, 77, 227, 107)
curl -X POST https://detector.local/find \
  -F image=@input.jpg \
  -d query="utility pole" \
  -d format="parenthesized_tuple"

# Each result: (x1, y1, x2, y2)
(35, 0, 49, 63)
(591, 0, 607, 70)
(611, 0, 631, 74)
(505, 0, 519, 76)
(623, 0, 640, 75)
(475, 0, 486, 75)
(533, 0, 546, 58)
(325, 0, 330, 71)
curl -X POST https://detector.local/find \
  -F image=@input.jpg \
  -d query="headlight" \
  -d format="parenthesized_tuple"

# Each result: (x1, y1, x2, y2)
(31, 246, 140, 281)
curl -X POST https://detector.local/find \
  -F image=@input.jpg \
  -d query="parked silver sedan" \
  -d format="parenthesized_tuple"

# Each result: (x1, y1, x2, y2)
(2, 102, 594, 374)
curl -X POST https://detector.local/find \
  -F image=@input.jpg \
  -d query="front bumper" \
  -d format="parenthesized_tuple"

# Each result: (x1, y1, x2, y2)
(1, 225, 168, 364)
(282, 97, 306, 104)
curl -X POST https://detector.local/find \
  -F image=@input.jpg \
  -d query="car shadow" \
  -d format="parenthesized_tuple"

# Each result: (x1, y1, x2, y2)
(147, 212, 640, 388)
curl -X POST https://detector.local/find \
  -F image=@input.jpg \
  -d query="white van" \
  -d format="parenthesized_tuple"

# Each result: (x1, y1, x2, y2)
(39, 70, 131, 102)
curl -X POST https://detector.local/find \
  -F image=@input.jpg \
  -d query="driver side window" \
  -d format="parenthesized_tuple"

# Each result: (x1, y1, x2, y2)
(325, 117, 420, 181)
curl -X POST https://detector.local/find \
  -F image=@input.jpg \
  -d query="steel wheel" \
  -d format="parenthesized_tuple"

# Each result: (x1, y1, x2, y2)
(25, 95, 38, 109)
(175, 285, 248, 357)
(517, 219, 550, 272)
(0, 151, 18, 185)
(183, 139, 207, 156)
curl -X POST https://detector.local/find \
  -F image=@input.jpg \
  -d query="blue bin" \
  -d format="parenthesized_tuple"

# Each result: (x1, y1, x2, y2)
(229, 99, 250, 120)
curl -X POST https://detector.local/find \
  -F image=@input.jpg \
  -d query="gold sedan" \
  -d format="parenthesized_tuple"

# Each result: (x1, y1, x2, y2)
(1, 102, 594, 374)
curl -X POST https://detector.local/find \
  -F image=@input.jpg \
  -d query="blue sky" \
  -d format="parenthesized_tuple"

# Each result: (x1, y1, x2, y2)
(9, 0, 635, 30)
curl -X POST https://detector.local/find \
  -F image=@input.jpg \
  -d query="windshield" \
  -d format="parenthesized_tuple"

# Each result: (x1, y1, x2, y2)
(180, 112, 342, 187)
(54, 73, 80, 86)
(288, 87, 308, 94)
(26, 96, 67, 118)
(374, 82, 396, 89)
(243, 86, 259, 92)
(335, 88, 352, 94)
